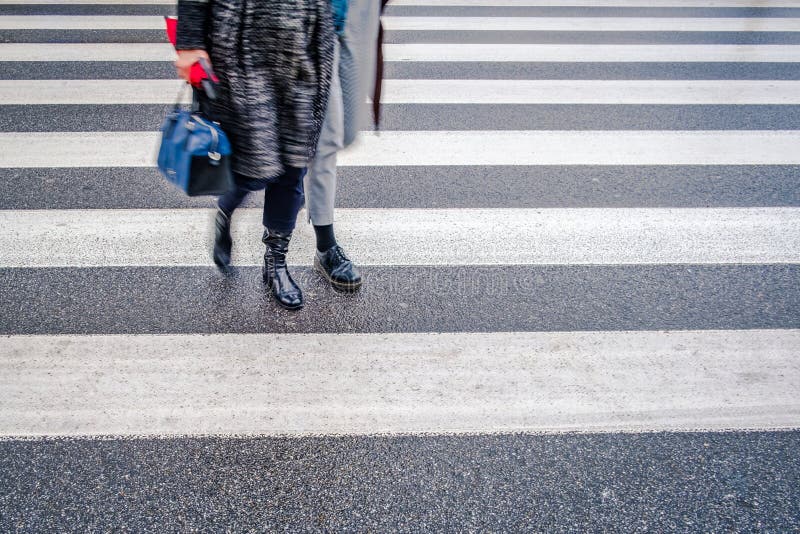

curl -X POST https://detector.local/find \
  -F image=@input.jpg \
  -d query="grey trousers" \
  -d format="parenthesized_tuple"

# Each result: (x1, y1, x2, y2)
(303, 0, 381, 226)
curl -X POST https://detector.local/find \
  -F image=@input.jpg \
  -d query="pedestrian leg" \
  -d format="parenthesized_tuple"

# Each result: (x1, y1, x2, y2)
(262, 166, 306, 309)
(213, 176, 261, 270)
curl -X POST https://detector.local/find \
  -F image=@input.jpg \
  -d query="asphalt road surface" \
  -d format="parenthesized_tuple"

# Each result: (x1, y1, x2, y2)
(1, 0, 799, 531)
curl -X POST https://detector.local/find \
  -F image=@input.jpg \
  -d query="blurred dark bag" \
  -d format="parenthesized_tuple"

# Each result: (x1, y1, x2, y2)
(157, 84, 234, 196)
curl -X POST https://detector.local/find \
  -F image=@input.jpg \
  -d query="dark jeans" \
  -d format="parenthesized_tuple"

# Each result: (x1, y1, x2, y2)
(218, 166, 306, 233)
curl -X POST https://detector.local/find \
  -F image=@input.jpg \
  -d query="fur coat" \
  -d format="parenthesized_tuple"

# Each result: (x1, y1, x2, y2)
(177, 0, 335, 180)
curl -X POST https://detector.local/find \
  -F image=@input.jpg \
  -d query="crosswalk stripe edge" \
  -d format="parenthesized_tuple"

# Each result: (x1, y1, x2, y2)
(1, 207, 798, 267)
(5, 79, 800, 104)
(2, 43, 800, 62)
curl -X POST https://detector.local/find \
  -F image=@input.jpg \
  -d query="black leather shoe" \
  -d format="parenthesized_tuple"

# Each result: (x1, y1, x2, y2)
(213, 209, 232, 270)
(262, 229, 304, 310)
(314, 245, 362, 292)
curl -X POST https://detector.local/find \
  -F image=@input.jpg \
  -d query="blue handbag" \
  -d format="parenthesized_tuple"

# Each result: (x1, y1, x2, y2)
(157, 87, 234, 196)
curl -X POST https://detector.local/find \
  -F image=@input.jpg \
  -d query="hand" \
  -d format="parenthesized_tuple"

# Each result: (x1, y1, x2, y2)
(174, 49, 210, 82)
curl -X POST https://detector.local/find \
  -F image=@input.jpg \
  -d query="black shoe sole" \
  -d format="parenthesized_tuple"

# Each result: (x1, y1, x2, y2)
(274, 298, 304, 311)
(314, 257, 363, 292)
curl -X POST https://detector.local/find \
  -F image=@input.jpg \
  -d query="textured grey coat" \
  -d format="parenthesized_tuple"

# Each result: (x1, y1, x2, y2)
(177, 0, 334, 180)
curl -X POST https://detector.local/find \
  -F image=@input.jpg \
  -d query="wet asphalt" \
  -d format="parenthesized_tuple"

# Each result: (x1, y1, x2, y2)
(2, 432, 800, 532)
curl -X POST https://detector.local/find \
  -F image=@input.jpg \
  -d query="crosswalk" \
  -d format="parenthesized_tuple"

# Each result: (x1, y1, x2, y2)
(6, 130, 800, 166)
(0, 0, 799, 529)
(6, 79, 800, 104)
(5, 15, 800, 30)
(5, 42, 800, 61)
(3, 207, 800, 266)
(4, 330, 800, 436)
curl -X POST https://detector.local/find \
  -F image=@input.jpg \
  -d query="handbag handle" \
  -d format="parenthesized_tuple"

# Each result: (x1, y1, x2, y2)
(172, 82, 202, 115)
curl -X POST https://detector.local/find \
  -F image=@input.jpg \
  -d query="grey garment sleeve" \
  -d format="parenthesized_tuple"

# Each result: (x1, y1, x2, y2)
(176, 0, 211, 50)
(339, 0, 381, 146)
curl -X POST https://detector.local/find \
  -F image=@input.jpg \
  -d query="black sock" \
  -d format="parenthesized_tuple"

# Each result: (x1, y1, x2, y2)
(313, 224, 337, 252)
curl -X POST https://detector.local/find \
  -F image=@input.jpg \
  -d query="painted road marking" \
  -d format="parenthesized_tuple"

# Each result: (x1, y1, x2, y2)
(6, 79, 800, 104)
(2, 330, 798, 436)
(4, 130, 800, 167)
(3, 43, 800, 62)
(1, 207, 798, 267)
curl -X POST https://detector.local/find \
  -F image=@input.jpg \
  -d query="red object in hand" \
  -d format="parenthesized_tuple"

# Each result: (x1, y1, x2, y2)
(165, 16, 219, 98)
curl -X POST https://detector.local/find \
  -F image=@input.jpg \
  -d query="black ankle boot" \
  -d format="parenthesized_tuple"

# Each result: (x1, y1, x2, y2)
(315, 245, 362, 292)
(213, 209, 233, 270)
(262, 229, 303, 310)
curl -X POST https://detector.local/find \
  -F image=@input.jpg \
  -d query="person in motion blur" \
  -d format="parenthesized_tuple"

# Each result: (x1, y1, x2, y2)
(304, 0, 384, 292)
(175, 0, 334, 310)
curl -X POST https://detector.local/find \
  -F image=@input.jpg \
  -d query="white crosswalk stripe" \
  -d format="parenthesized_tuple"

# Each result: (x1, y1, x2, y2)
(3, 42, 800, 62)
(5, 16, 800, 31)
(0, 0, 798, 442)
(384, 43, 800, 62)
(3, 130, 800, 167)
(384, 16, 800, 31)
(3, 207, 798, 267)
(6, 79, 800, 105)
(2, 330, 798, 436)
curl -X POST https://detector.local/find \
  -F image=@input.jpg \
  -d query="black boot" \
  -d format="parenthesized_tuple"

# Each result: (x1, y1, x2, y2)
(262, 229, 304, 310)
(315, 245, 362, 292)
(213, 208, 233, 270)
